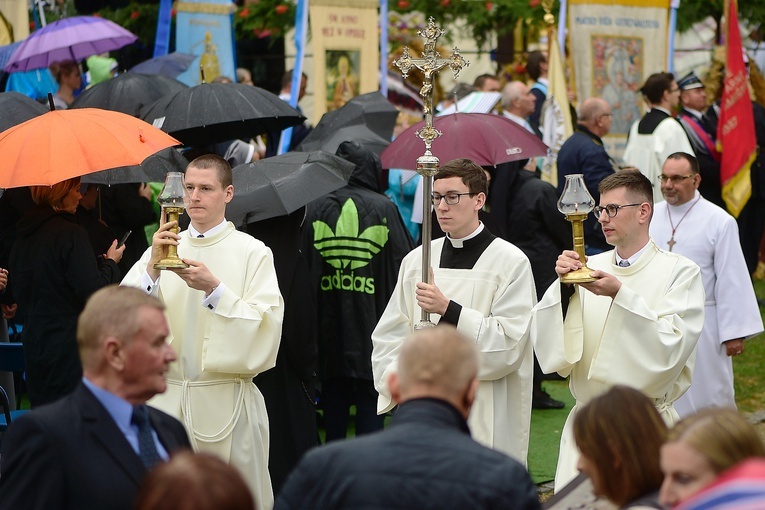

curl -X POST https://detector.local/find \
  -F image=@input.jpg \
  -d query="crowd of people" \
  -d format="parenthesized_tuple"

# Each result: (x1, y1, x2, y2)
(0, 44, 764, 510)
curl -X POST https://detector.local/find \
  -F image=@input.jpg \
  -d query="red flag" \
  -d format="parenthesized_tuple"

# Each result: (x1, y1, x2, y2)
(718, 0, 756, 217)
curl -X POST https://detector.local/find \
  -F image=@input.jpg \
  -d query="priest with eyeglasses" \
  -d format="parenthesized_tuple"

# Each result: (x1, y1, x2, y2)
(650, 152, 762, 419)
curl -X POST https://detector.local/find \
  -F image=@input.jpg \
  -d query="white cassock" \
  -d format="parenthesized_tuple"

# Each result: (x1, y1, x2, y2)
(372, 232, 535, 465)
(123, 224, 284, 510)
(650, 192, 763, 416)
(623, 112, 695, 205)
(531, 241, 705, 490)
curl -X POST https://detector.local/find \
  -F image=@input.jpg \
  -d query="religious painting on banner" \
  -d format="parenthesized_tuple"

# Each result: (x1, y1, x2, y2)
(0, 0, 30, 42)
(568, 0, 670, 159)
(173, 0, 236, 86)
(310, 0, 379, 123)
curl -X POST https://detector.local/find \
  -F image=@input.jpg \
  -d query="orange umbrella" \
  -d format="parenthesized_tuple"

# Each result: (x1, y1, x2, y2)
(0, 108, 181, 188)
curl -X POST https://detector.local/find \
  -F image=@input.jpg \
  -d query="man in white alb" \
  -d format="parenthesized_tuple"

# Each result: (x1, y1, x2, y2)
(122, 154, 284, 510)
(531, 170, 705, 490)
(372, 158, 536, 465)
(623, 72, 695, 204)
(650, 152, 763, 417)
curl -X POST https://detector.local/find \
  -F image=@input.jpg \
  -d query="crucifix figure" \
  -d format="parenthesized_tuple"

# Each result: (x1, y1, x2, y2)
(392, 17, 469, 329)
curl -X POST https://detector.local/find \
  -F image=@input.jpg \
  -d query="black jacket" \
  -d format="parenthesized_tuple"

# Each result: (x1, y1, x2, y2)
(275, 398, 541, 510)
(506, 170, 572, 295)
(556, 126, 616, 252)
(9, 206, 120, 407)
(302, 141, 413, 381)
(0, 383, 190, 510)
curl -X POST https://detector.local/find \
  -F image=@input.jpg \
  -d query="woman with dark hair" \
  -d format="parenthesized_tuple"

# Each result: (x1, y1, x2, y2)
(49, 60, 81, 109)
(9, 176, 123, 407)
(573, 385, 667, 509)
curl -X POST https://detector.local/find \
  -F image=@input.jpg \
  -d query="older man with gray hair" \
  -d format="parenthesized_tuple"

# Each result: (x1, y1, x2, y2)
(557, 97, 620, 254)
(276, 326, 540, 510)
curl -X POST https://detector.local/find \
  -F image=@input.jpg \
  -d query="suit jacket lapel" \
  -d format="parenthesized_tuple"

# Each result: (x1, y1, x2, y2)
(77, 385, 146, 485)
(148, 408, 185, 453)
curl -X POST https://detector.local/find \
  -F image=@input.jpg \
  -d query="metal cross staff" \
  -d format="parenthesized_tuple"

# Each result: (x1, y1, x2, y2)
(393, 17, 469, 329)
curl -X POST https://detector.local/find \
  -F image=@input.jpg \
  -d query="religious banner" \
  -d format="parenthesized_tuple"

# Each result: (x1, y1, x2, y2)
(568, 0, 670, 157)
(310, 0, 379, 123)
(718, 0, 755, 218)
(0, 0, 29, 43)
(174, 0, 236, 86)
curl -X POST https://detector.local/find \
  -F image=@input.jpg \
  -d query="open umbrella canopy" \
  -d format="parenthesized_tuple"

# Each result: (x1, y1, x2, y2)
(0, 91, 48, 132)
(71, 73, 188, 117)
(82, 147, 188, 185)
(0, 108, 181, 188)
(227, 150, 355, 226)
(4, 16, 137, 73)
(130, 52, 196, 78)
(140, 82, 305, 147)
(296, 91, 398, 156)
(381, 112, 549, 170)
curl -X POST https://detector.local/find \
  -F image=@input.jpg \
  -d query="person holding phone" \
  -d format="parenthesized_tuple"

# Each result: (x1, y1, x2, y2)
(8, 177, 125, 407)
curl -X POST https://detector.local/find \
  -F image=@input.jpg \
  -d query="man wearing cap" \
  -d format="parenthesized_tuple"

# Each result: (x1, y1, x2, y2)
(623, 72, 695, 204)
(676, 71, 724, 209)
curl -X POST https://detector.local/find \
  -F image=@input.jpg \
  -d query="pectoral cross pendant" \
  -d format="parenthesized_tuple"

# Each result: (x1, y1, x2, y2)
(668, 236, 676, 252)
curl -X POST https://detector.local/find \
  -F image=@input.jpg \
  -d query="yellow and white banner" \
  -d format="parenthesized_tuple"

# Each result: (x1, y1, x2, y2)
(310, 0, 379, 123)
(568, 0, 670, 157)
(0, 0, 29, 43)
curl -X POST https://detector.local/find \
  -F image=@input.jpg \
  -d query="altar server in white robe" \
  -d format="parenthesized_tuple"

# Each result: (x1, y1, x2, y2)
(623, 72, 694, 204)
(531, 170, 705, 491)
(372, 158, 536, 465)
(650, 152, 763, 417)
(123, 155, 284, 510)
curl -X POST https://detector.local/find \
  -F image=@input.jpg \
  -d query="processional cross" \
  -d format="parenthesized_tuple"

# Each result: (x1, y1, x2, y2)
(393, 17, 469, 329)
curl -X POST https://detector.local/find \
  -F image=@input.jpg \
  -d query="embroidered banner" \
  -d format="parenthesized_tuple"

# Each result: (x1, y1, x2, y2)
(310, 0, 379, 123)
(174, 0, 236, 86)
(568, 0, 670, 158)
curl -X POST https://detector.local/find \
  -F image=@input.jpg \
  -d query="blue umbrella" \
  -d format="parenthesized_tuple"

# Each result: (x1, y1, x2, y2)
(130, 52, 196, 78)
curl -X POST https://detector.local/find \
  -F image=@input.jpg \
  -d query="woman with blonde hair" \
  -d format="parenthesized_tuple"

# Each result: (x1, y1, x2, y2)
(49, 60, 81, 109)
(9, 177, 124, 407)
(659, 408, 765, 508)
(573, 385, 667, 509)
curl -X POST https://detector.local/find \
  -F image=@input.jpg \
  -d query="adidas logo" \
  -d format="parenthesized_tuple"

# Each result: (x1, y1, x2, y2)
(313, 198, 390, 294)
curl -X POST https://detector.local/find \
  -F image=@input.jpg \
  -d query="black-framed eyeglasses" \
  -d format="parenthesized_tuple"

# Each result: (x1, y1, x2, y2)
(659, 174, 694, 184)
(593, 203, 642, 218)
(431, 192, 476, 206)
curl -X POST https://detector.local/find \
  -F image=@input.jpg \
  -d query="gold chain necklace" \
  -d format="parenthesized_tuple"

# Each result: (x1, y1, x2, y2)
(666, 195, 702, 252)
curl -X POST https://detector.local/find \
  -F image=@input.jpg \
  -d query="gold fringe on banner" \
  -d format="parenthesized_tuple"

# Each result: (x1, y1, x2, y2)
(174, 2, 236, 15)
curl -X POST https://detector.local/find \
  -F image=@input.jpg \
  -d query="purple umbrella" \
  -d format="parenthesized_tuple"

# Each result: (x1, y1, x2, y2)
(4, 16, 137, 73)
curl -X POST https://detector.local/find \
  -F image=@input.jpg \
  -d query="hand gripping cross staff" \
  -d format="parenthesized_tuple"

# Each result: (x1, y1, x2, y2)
(393, 17, 469, 329)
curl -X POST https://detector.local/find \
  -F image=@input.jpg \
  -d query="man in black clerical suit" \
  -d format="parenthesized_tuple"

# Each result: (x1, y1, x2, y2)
(0, 286, 190, 510)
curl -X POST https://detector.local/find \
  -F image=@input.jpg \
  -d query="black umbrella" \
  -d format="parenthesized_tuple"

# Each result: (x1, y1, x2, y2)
(0, 92, 48, 132)
(227, 151, 355, 226)
(70, 73, 188, 117)
(140, 82, 305, 147)
(82, 147, 188, 185)
(129, 52, 196, 78)
(296, 91, 398, 156)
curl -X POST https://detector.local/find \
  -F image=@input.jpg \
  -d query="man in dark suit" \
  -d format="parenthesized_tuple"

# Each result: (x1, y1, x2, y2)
(0, 285, 191, 510)
(274, 326, 541, 510)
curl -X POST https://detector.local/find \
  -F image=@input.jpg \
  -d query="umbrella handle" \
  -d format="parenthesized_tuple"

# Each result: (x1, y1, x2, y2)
(47, 93, 55, 111)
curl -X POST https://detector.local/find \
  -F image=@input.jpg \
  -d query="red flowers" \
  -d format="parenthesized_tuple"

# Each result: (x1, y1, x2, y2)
(274, 4, 288, 14)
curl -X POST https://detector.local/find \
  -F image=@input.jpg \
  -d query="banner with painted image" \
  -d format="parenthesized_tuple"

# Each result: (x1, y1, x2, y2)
(310, 0, 379, 123)
(174, 0, 236, 86)
(568, 0, 670, 158)
(0, 0, 29, 44)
